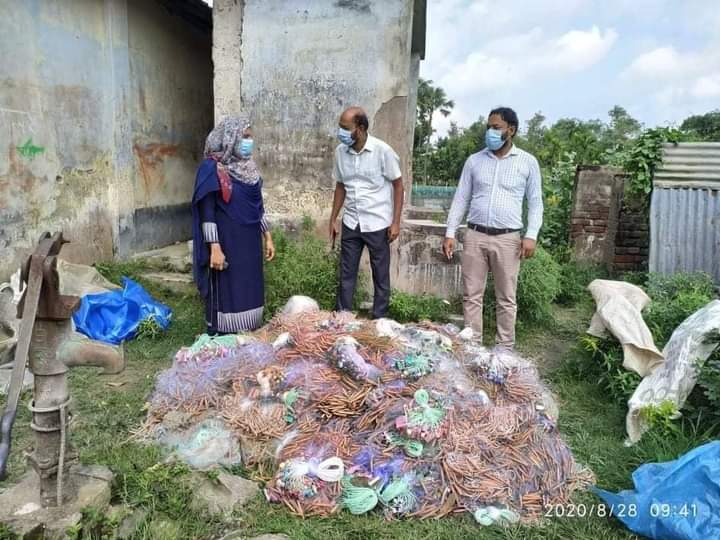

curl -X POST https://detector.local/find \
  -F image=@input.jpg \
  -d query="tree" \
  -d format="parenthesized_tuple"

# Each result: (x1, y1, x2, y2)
(414, 78, 455, 150)
(680, 110, 720, 141)
(607, 105, 642, 142)
(524, 112, 547, 156)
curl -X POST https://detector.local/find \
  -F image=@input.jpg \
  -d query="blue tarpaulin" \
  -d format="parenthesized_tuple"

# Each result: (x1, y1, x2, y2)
(595, 441, 720, 540)
(73, 277, 172, 345)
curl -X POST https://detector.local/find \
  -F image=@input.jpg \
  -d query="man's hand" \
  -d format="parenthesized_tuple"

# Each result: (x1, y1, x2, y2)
(442, 237, 455, 260)
(265, 235, 276, 261)
(388, 222, 400, 243)
(521, 238, 537, 258)
(328, 219, 340, 243)
(209, 243, 226, 270)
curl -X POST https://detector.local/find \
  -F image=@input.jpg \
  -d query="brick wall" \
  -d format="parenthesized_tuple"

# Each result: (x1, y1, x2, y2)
(570, 166, 624, 266)
(613, 202, 650, 272)
(570, 166, 649, 272)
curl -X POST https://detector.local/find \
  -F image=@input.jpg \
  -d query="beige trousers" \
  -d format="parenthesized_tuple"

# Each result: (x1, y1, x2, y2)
(461, 229, 522, 348)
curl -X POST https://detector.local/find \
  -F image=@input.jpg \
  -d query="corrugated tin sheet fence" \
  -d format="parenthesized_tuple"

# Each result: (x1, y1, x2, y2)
(650, 143, 720, 283)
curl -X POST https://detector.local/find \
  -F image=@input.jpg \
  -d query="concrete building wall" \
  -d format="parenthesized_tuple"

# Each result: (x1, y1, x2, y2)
(0, 0, 118, 281)
(213, 0, 423, 223)
(125, 0, 213, 252)
(0, 0, 213, 280)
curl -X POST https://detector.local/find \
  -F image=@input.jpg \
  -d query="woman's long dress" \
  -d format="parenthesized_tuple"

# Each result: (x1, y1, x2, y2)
(191, 159, 269, 334)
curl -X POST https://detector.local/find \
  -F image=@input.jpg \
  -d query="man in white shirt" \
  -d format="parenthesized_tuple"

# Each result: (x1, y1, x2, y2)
(328, 106, 404, 319)
(442, 107, 543, 350)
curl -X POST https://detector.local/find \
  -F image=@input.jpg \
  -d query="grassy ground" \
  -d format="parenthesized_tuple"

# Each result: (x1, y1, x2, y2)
(1, 262, 714, 539)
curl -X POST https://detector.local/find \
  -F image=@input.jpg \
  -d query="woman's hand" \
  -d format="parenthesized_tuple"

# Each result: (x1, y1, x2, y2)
(209, 243, 226, 270)
(265, 234, 276, 261)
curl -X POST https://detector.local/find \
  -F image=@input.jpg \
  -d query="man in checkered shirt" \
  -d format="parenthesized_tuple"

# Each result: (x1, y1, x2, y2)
(442, 107, 543, 350)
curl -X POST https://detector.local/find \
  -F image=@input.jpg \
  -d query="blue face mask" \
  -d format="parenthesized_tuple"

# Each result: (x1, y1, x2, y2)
(485, 128, 507, 151)
(337, 127, 356, 146)
(239, 138, 254, 158)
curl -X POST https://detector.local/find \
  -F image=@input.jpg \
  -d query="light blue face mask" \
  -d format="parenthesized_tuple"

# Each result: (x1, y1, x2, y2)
(239, 138, 254, 158)
(485, 128, 506, 151)
(337, 127, 356, 146)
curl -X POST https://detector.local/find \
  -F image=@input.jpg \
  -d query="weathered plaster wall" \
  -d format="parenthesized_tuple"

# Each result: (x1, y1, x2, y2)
(0, 0, 117, 280)
(125, 0, 213, 252)
(0, 0, 213, 280)
(213, 0, 420, 224)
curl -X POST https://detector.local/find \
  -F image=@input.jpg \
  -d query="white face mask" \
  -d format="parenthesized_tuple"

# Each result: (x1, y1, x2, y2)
(337, 127, 356, 146)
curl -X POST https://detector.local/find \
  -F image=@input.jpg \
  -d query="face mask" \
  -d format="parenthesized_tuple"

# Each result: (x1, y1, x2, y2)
(337, 127, 356, 146)
(239, 138, 254, 158)
(485, 128, 507, 151)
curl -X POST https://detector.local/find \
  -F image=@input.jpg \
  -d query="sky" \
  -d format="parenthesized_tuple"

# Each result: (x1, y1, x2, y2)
(421, 0, 720, 135)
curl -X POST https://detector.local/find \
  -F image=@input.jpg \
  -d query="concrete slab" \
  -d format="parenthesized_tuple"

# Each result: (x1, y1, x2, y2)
(132, 241, 193, 273)
(144, 272, 195, 294)
(0, 465, 113, 539)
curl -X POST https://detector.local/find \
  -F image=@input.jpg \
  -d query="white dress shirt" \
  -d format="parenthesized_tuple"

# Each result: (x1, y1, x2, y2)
(333, 135, 402, 233)
(445, 145, 543, 240)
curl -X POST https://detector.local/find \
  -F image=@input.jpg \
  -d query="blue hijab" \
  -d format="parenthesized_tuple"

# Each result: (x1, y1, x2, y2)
(192, 116, 265, 299)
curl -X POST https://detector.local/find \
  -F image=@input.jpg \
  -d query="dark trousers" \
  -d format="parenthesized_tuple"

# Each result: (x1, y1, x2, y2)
(336, 223, 391, 319)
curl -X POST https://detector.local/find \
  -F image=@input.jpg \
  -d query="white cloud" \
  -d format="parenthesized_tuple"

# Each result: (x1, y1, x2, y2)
(692, 75, 720, 98)
(623, 44, 720, 107)
(436, 26, 617, 102)
(625, 47, 685, 79)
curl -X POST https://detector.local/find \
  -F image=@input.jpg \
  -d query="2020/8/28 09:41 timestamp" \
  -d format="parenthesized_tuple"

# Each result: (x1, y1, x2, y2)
(544, 503, 699, 518)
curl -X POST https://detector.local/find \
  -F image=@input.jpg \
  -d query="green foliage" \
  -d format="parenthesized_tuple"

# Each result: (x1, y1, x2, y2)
(540, 151, 577, 249)
(640, 401, 681, 437)
(577, 271, 718, 428)
(414, 78, 455, 151)
(612, 127, 683, 202)
(696, 332, 720, 420)
(0, 524, 14, 540)
(556, 258, 608, 306)
(483, 246, 561, 325)
(388, 291, 451, 323)
(643, 272, 716, 346)
(264, 230, 365, 320)
(680, 109, 720, 141)
(120, 461, 193, 518)
(137, 315, 163, 340)
(301, 214, 316, 232)
(414, 118, 485, 185)
(580, 335, 641, 401)
(66, 506, 124, 540)
(516, 246, 562, 323)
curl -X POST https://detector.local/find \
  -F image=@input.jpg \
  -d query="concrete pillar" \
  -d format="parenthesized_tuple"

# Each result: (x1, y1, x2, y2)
(213, 0, 244, 122)
(104, 0, 136, 257)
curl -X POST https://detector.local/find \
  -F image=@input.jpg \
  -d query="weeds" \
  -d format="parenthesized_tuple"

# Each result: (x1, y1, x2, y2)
(388, 291, 451, 323)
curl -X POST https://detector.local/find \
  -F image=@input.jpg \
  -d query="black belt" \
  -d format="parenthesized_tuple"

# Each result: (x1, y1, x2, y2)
(467, 223, 522, 236)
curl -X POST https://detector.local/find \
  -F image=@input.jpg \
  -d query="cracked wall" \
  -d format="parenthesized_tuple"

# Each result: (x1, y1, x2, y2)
(0, 0, 213, 280)
(213, 0, 420, 226)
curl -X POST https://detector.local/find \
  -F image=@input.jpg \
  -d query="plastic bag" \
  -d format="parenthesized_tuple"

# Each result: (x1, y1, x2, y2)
(587, 280, 663, 377)
(594, 441, 720, 540)
(72, 277, 172, 344)
(626, 300, 720, 443)
(158, 418, 241, 470)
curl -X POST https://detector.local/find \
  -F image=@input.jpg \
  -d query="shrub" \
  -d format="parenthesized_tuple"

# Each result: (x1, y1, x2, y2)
(580, 335, 640, 401)
(577, 271, 719, 428)
(388, 291, 451, 323)
(264, 230, 365, 319)
(482, 246, 562, 325)
(644, 272, 716, 346)
(517, 247, 562, 322)
(556, 260, 608, 306)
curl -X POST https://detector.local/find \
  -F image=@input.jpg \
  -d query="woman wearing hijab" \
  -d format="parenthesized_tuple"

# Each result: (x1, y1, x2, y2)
(192, 116, 275, 334)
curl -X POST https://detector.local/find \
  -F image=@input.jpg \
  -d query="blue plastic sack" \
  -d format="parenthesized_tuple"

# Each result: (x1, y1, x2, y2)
(73, 277, 172, 345)
(594, 441, 720, 540)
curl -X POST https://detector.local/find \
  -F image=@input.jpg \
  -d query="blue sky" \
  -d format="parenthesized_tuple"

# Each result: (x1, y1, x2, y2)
(422, 0, 720, 135)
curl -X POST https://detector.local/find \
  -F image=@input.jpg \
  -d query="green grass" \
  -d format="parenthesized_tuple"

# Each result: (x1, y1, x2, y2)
(2, 262, 714, 539)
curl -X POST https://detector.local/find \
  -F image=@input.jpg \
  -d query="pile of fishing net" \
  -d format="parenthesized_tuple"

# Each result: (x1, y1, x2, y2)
(140, 298, 593, 524)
